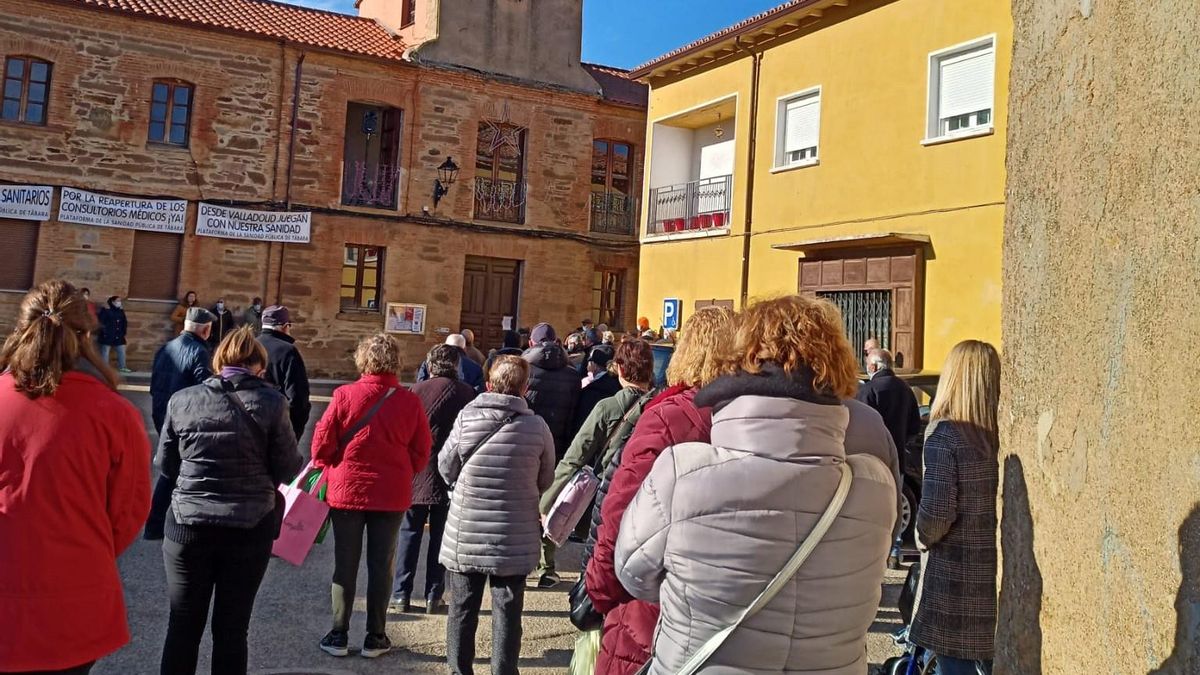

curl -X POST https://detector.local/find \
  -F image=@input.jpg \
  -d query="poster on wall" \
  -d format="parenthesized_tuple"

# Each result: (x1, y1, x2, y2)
(195, 203, 311, 243)
(385, 303, 427, 335)
(0, 185, 53, 221)
(58, 187, 187, 233)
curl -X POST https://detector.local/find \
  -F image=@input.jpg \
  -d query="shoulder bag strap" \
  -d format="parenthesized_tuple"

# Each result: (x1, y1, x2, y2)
(674, 462, 854, 675)
(338, 387, 397, 450)
(593, 390, 653, 474)
(223, 388, 267, 447)
(450, 413, 516, 490)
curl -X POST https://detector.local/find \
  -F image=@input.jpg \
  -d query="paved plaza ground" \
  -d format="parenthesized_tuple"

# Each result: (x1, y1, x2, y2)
(104, 385, 909, 674)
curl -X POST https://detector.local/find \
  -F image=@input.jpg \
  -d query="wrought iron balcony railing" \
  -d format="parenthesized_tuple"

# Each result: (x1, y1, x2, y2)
(342, 161, 400, 209)
(474, 177, 527, 224)
(589, 192, 639, 236)
(646, 174, 733, 237)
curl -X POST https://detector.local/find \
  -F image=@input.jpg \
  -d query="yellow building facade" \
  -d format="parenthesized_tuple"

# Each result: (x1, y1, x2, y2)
(633, 0, 1010, 370)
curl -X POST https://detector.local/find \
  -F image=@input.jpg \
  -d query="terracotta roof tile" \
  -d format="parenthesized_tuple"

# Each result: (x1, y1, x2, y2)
(582, 63, 648, 108)
(62, 0, 407, 61)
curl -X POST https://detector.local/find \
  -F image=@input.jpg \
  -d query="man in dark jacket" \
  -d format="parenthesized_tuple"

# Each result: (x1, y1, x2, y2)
(856, 348, 921, 454)
(570, 347, 621, 439)
(150, 307, 214, 433)
(393, 344, 475, 614)
(146, 306, 214, 540)
(258, 305, 312, 442)
(522, 322, 579, 460)
(415, 334, 484, 389)
(208, 298, 236, 349)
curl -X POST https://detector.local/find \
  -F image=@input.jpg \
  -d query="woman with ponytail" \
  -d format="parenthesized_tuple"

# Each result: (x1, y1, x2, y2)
(0, 280, 152, 674)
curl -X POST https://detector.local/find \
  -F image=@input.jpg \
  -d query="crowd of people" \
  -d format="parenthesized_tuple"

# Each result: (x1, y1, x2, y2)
(0, 279, 1000, 675)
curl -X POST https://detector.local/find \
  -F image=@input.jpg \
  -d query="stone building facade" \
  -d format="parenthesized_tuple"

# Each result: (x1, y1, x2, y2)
(0, 0, 645, 377)
(1000, 0, 1199, 672)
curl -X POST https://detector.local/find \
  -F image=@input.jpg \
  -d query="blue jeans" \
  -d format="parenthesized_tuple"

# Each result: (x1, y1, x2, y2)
(99, 344, 126, 369)
(393, 503, 448, 601)
(936, 655, 993, 675)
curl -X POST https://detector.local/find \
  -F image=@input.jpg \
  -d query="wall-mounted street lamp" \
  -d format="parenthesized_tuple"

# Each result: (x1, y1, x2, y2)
(432, 156, 460, 208)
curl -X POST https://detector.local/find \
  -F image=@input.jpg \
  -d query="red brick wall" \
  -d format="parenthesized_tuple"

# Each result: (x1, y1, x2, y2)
(0, 1, 645, 377)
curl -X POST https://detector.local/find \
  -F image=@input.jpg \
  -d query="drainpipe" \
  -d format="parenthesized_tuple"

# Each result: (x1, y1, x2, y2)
(735, 39, 762, 309)
(278, 51, 306, 304)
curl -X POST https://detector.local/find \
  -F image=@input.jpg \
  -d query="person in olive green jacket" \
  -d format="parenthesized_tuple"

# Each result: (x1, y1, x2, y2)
(534, 338, 655, 588)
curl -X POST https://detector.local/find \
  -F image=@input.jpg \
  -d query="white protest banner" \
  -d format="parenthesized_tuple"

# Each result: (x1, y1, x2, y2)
(0, 185, 53, 221)
(58, 187, 187, 233)
(195, 203, 311, 243)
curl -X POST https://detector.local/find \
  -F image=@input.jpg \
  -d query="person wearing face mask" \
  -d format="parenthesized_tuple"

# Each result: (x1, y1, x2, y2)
(208, 298, 235, 350)
(98, 295, 131, 373)
(242, 297, 264, 336)
(156, 326, 303, 675)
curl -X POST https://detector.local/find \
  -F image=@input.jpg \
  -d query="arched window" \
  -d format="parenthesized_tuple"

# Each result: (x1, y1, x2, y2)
(2, 56, 52, 125)
(149, 80, 193, 146)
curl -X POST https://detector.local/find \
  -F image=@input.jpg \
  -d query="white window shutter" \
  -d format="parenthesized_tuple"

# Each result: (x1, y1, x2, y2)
(939, 47, 994, 119)
(784, 96, 820, 155)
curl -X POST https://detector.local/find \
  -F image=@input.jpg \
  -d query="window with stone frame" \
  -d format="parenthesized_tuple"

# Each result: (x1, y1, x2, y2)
(592, 268, 625, 330)
(0, 218, 38, 291)
(148, 80, 193, 146)
(341, 244, 385, 311)
(474, 120, 528, 224)
(342, 103, 403, 208)
(2, 56, 51, 125)
(128, 230, 182, 301)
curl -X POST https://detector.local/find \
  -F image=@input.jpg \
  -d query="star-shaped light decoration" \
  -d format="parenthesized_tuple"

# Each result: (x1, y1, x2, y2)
(482, 101, 527, 158)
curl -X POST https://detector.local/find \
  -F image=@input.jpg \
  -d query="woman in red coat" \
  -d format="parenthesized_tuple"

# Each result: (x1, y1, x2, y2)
(584, 306, 734, 675)
(0, 281, 151, 674)
(311, 333, 432, 660)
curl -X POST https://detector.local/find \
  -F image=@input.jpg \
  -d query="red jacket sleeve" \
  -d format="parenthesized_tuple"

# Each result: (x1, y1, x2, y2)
(586, 406, 676, 614)
(408, 396, 433, 475)
(311, 389, 345, 467)
(109, 401, 151, 556)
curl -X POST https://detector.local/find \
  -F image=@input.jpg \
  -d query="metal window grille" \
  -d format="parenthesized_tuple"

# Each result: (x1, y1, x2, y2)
(818, 290, 892, 361)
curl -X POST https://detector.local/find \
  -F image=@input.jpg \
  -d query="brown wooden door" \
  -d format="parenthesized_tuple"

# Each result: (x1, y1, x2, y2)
(460, 256, 521, 352)
(798, 249, 925, 369)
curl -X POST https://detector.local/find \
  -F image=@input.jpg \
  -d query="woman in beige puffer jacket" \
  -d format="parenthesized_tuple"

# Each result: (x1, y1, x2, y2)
(615, 295, 896, 675)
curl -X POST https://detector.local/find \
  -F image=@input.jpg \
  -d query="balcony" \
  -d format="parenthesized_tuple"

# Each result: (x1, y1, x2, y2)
(342, 161, 400, 209)
(474, 176, 527, 224)
(590, 192, 639, 236)
(646, 175, 732, 237)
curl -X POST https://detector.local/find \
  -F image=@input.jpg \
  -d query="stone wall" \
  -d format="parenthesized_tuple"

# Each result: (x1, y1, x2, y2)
(999, 1, 1200, 672)
(0, 0, 644, 378)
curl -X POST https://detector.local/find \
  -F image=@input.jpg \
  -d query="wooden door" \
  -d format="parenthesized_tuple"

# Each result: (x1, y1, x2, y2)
(460, 256, 521, 352)
(799, 249, 925, 369)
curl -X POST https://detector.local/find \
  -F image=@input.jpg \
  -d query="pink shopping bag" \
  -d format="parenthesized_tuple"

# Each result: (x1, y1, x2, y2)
(271, 462, 329, 566)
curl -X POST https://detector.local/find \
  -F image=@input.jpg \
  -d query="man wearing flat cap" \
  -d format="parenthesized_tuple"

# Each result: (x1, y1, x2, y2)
(146, 306, 215, 540)
(258, 305, 312, 441)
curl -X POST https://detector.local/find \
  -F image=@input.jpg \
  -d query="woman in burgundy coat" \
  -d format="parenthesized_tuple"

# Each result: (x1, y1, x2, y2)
(584, 306, 733, 675)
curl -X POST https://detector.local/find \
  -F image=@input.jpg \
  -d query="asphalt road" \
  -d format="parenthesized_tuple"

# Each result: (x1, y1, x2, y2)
(104, 387, 909, 674)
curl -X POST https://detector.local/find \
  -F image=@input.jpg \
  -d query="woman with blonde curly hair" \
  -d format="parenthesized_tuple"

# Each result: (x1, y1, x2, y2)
(312, 333, 432, 659)
(615, 295, 897, 674)
(582, 304, 735, 675)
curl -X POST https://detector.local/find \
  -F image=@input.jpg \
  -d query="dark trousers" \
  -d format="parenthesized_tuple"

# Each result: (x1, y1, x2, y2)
(2, 663, 94, 675)
(392, 503, 449, 601)
(936, 655, 993, 675)
(330, 509, 403, 636)
(160, 538, 272, 675)
(446, 571, 525, 675)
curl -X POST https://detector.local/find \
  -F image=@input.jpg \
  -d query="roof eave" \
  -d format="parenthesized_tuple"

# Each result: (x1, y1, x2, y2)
(630, 0, 845, 81)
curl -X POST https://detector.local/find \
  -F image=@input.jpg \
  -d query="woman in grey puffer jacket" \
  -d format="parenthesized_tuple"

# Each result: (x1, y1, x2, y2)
(439, 355, 555, 675)
(615, 296, 896, 675)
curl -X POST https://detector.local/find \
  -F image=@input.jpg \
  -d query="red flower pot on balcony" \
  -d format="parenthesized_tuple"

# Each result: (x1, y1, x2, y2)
(712, 212, 726, 229)
(698, 214, 714, 229)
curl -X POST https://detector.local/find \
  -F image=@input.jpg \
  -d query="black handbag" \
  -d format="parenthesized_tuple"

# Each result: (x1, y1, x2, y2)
(568, 575, 604, 631)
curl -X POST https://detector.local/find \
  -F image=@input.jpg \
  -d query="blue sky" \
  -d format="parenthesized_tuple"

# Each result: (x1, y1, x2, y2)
(292, 0, 783, 69)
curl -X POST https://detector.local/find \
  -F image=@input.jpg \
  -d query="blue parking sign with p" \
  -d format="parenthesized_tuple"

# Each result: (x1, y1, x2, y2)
(663, 298, 681, 330)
